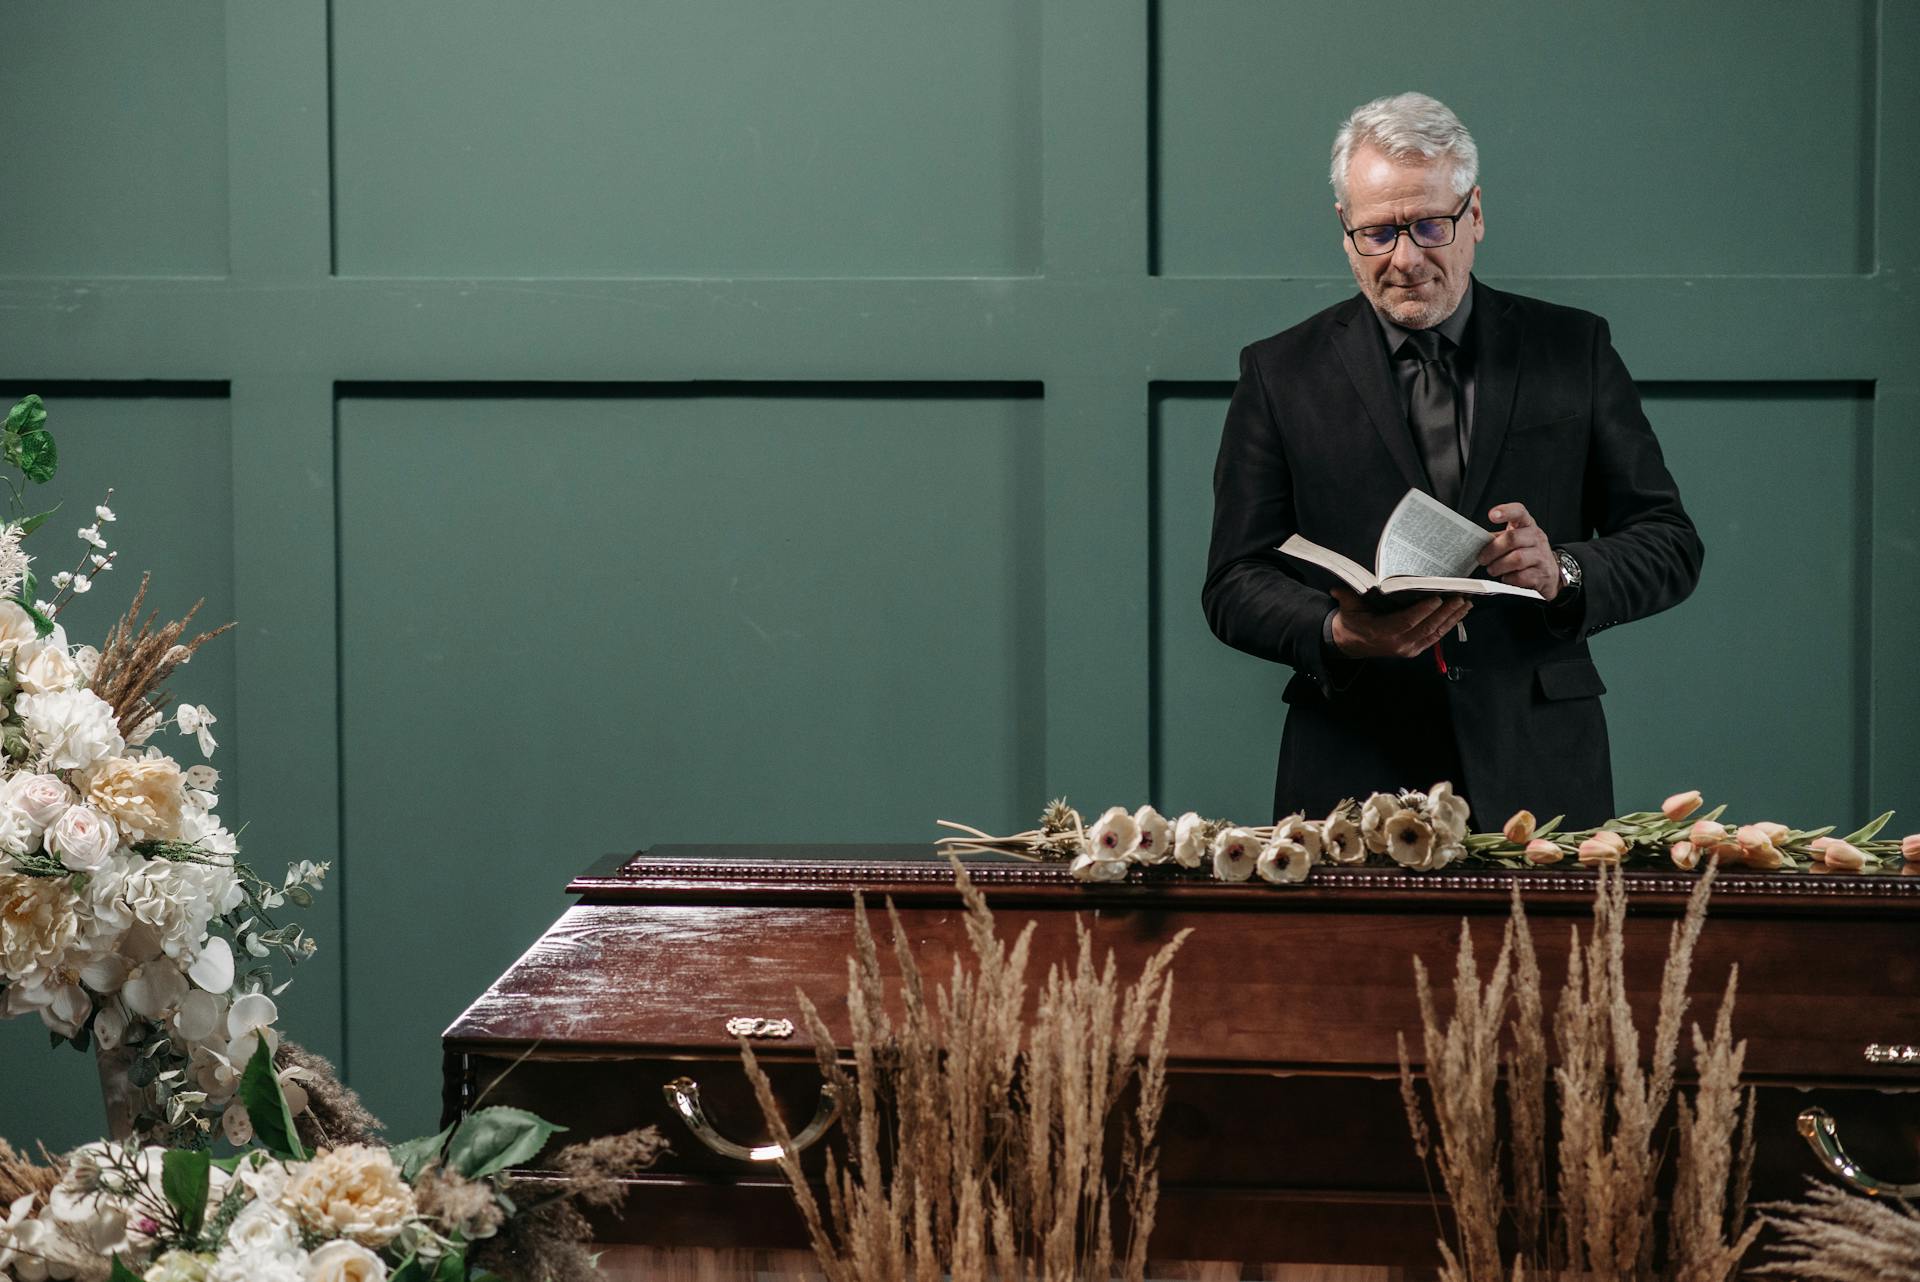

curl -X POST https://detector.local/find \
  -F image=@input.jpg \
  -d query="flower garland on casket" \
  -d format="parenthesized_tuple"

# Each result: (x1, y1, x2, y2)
(937, 785, 1920, 884)
(0, 395, 325, 1144)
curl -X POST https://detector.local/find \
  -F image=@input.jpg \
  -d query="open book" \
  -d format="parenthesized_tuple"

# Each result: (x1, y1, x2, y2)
(1278, 489, 1544, 606)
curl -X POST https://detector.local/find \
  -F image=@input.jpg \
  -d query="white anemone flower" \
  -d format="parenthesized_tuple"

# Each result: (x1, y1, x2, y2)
(1068, 848, 1130, 883)
(1170, 812, 1208, 868)
(1130, 805, 1173, 864)
(1085, 806, 1138, 862)
(1255, 835, 1314, 884)
(1211, 827, 1258, 882)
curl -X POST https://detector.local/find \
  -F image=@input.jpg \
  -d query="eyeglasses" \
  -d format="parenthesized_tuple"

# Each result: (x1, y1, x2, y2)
(1342, 190, 1474, 256)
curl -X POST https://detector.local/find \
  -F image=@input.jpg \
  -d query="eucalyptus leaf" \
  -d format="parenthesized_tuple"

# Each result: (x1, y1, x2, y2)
(447, 1105, 566, 1179)
(239, 1036, 306, 1161)
(391, 1122, 455, 1181)
(162, 1147, 212, 1238)
(1839, 810, 1895, 846)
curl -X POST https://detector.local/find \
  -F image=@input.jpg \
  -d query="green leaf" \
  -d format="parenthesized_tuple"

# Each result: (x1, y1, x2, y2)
(391, 1122, 455, 1181)
(5, 395, 45, 434)
(239, 1036, 306, 1161)
(12, 430, 56, 483)
(390, 1257, 429, 1282)
(108, 1257, 144, 1282)
(1839, 810, 1896, 847)
(162, 1147, 212, 1238)
(433, 1248, 468, 1281)
(18, 596, 54, 639)
(17, 504, 58, 537)
(447, 1105, 566, 1179)
(1534, 814, 1566, 839)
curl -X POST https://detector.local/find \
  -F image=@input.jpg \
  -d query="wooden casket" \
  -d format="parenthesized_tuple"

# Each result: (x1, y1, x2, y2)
(441, 846, 1920, 1268)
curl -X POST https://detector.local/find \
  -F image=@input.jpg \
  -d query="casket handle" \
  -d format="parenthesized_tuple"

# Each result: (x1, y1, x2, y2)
(1797, 1107, 1920, 1197)
(662, 1075, 841, 1163)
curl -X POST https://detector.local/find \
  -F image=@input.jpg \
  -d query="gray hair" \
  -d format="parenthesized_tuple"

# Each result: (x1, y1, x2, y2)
(1329, 92, 1479, 205)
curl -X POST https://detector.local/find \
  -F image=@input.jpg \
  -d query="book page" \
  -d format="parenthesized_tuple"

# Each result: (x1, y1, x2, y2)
(1374, 489, 1492, 580)
(1277, 534, 1377, 594)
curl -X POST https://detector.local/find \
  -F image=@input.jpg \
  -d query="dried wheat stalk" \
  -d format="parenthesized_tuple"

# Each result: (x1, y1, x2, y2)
(90, 573, 235, 737)
(741, 858, 1187, 1282)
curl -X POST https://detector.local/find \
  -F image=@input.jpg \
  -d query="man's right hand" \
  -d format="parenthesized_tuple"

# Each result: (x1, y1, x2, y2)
(1329, 587, 1472, 659)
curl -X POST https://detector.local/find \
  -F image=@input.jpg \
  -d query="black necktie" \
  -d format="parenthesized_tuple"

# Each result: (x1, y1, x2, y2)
(1401, 329, 1464, 507)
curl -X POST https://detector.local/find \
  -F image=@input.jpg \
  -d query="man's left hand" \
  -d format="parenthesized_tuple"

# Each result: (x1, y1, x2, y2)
(1479, 502, 1559, 600)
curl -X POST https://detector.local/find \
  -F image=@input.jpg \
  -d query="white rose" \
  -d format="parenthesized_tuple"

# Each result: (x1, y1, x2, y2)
(225, 1199, 301, 1257)
(0, 600, 38, 661)
(15, 643, 84, 694)
(306, 1239, 389, 1282)
(46, 804, 120, 872)
(11, 772, 74, 830)
(17, 688, 126, 771)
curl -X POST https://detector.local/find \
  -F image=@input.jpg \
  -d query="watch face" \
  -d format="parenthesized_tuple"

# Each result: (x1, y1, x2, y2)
(1557, 550, 1580, 587)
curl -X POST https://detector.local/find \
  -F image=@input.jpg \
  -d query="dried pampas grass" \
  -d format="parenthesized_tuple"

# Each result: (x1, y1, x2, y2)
(1754, 1182, 1920, 1281)
(742, 858, 1187, 1282)
(1400, 864, 1761, 1281)
(0, 1137, 60, 1209)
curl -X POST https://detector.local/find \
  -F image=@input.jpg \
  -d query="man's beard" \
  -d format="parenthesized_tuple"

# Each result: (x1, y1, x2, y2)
(1358, 270, 1463, 330)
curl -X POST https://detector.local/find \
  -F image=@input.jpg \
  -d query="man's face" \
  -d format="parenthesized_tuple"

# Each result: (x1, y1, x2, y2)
(1336, 143, 1483, 330)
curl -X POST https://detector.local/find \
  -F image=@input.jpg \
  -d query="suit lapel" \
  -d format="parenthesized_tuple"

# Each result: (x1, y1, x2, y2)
(1331, 296, 1428, 496)
(1458, 281, 1521, 520)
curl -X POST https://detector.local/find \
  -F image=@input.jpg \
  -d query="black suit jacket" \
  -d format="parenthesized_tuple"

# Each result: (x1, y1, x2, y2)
(1202, 280, 1703, 827)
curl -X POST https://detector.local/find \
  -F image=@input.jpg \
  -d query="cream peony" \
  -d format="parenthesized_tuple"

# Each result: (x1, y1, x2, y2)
(83, 754, 187, 843)
(46, 804, 120, 873)
(16, 688, 125, 772)
(143, 1250, 216, 1282)
(0, 872, 80, 984)
(305, 1240, 390, 1282)
(279, 1145, 417, 1247)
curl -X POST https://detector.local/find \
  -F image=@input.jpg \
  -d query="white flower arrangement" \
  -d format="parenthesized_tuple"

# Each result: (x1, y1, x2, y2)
(0, 395, 326, 1144)
(938, 783, 1920, 884)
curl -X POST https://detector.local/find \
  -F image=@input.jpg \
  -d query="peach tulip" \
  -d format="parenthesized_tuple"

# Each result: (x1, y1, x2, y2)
(1689, 819, 1728, 846)
(1661, 790, 1703, 822)
(1670, 841, 1698, 870)
(1524, 839, 1563, 865)
(1503, 810, 1537, 843)
(1818, 839, 1868, 872)
(1578, 831, 1627, 864)
(1902, 833, 1920, 863)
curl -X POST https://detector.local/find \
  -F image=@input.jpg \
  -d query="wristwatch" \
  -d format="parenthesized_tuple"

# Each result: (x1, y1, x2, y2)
(1554, 548, 1582, 595)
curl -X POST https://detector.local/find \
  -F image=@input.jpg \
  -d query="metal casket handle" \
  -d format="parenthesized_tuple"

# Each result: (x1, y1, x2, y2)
(662, 1075, 841, 1163)
(1797, 1107, 1920, 1197)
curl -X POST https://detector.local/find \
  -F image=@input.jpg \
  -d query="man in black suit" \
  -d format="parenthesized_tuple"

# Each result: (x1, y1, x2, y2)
(1203, 92, 1702, 829)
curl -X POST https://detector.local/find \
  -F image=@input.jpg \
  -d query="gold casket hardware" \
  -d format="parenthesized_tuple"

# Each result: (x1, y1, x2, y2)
(1797, 1107, 1920, 1197)
(662, 1075, 841, 1163)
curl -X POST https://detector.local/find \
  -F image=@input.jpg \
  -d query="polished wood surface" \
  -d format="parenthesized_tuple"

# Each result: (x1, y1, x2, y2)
(444, 846, 1920, 1264)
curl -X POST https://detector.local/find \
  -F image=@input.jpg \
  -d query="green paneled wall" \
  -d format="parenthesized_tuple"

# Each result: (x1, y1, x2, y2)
(2, 0, 1914, 1144)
